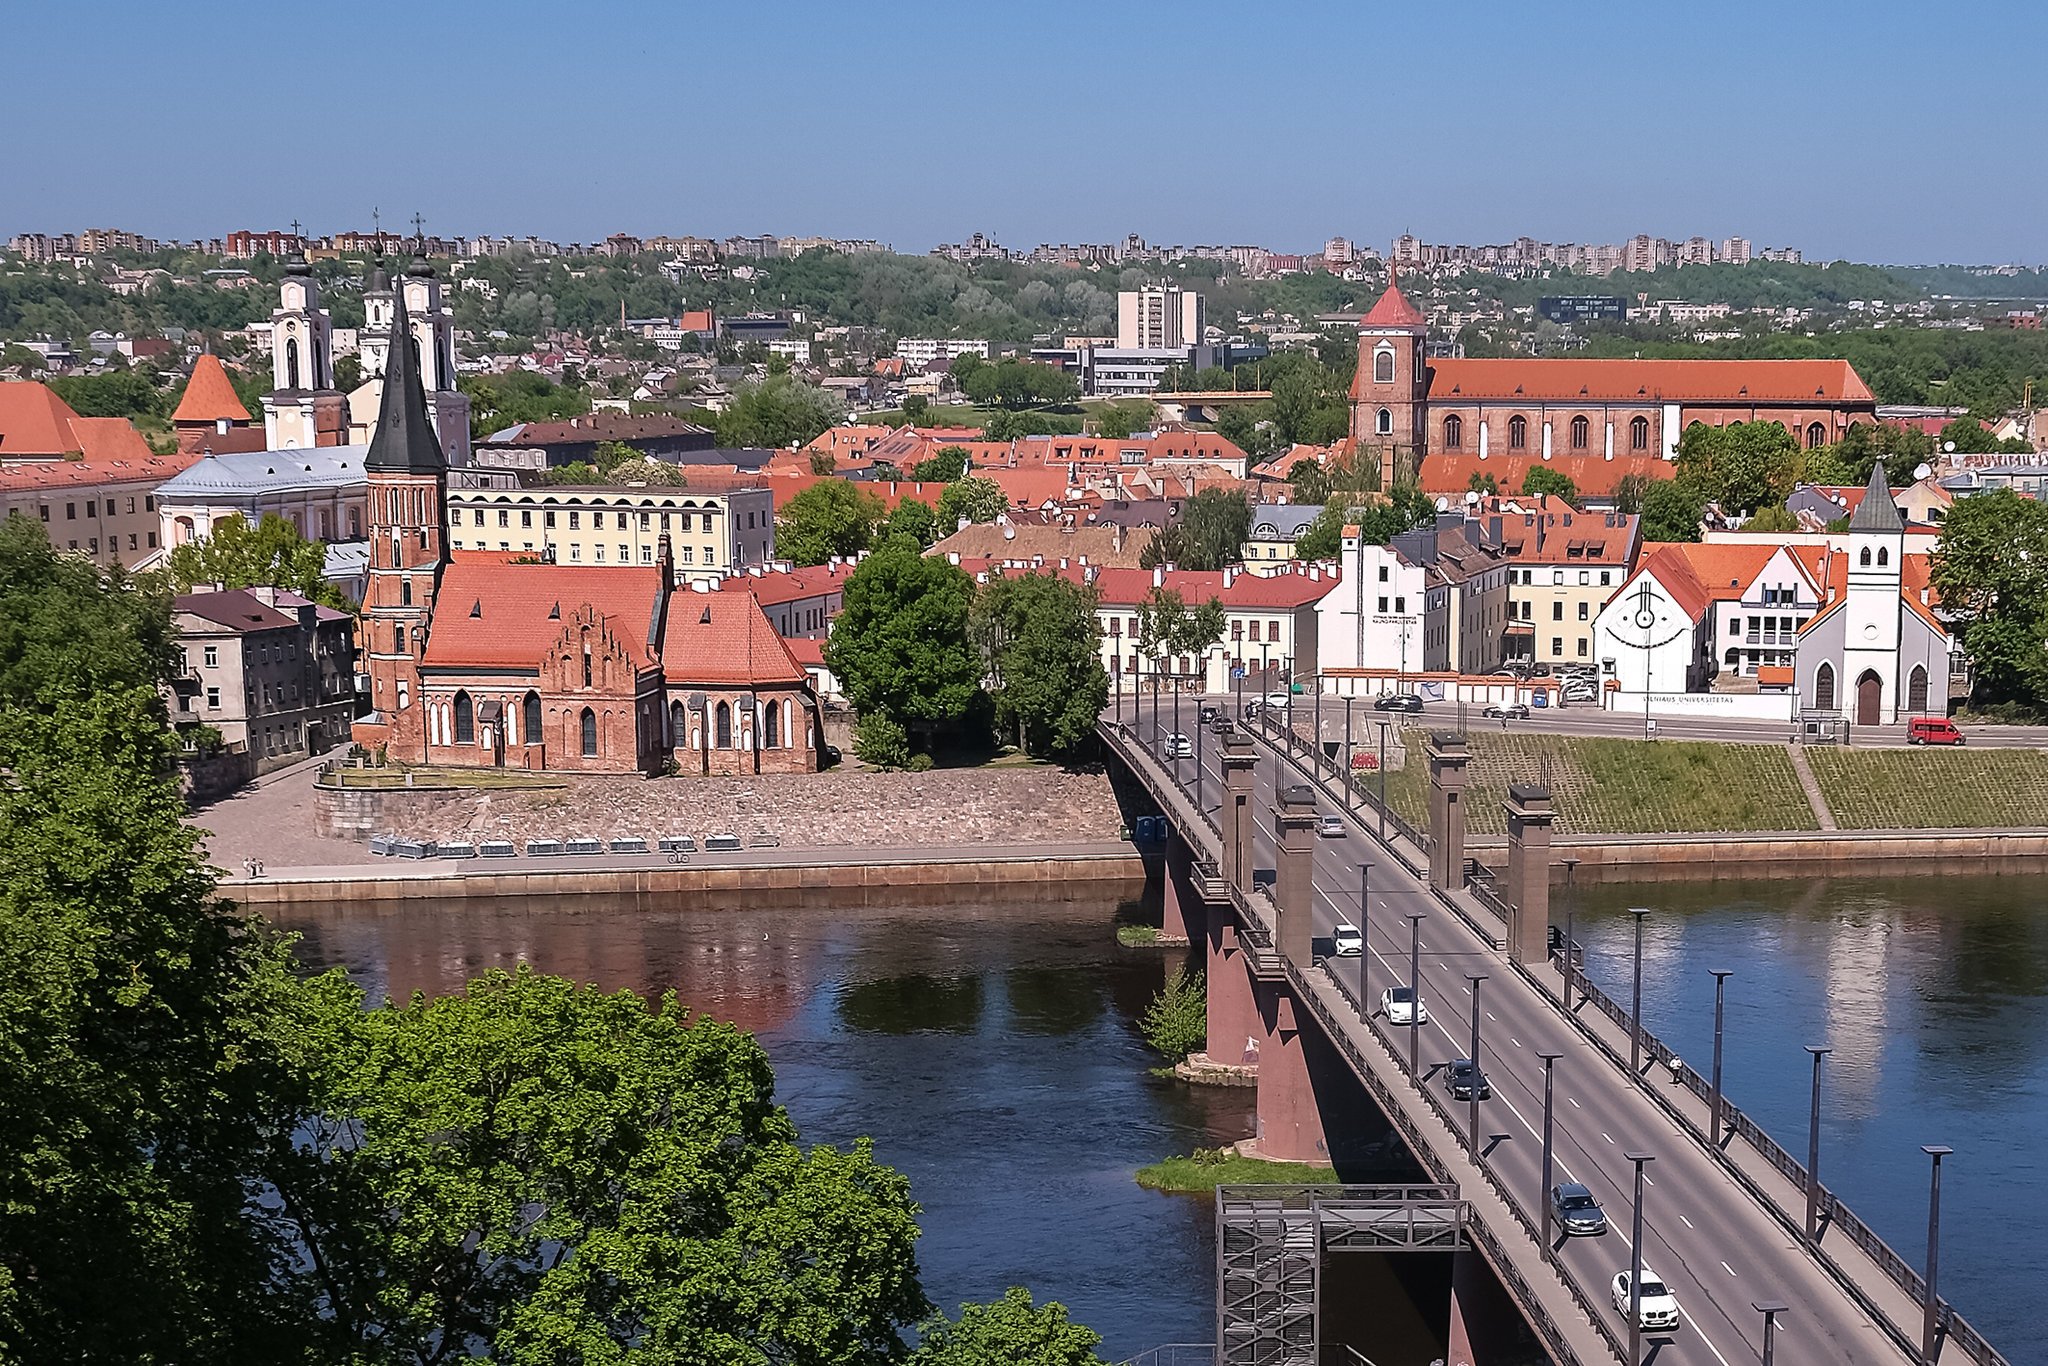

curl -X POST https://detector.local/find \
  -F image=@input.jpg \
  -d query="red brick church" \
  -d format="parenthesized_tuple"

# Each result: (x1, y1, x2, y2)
(1347, 275, 1879, 499)
(351, 271, 819, 775)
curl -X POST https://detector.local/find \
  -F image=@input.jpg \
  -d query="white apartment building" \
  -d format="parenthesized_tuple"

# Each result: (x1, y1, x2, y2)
(442, 483, 777, 581)
(896, 338, 990, 367)
(1117, 287, 1205, 349)
(1317, 534, 1427, 676)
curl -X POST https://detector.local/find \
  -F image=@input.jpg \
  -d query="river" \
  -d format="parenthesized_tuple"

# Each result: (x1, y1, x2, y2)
(277, 886, 1242, 1361)
(1574, 874, 2048, 1366)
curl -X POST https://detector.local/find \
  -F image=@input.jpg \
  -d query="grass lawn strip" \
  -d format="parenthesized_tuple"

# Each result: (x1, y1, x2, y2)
(1136, 1151, 1338, 1194)
(1805, 747, 2048, 828)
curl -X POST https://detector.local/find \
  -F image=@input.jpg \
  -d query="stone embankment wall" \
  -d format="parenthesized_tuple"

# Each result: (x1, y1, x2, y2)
(1481, 830, 2048, 880)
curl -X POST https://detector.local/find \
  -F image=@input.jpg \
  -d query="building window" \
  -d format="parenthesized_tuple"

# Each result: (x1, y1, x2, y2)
(1816, 661, 1836, 710)
(1877, 547, 1888, 566)
(582, 651, 593, 688)
(1376, 408, 1392, 435)
(1630, 416, 1649, 450)
(206, 686, 220, 708)
(1443, 414, 1463, 450)
(1552, 637, 1564, 657)
(715, 700, 732, 748)
(521, 510, 532, 527)
(1373, 346, 1395, 384)
(1509, 415, 1527, 449)
(1807, 422, 1827, 449)
(401, 577, 412, 607)
(454, 692, 474, 744)
(702, 513, 713, 533)
(569, 511, 580, 530)
(1552, 601, 1564, 621)
(764, 700, 781, 748)
(580, 707, 597, 757)
(1578, 637, 1589, 657)
(1859, 547, 1871, 566)
(1578, 601, 1589, 620)
(524, 692, 543, 745)
(1570, 415, 1589, 449)
(204, 645, 218, 667)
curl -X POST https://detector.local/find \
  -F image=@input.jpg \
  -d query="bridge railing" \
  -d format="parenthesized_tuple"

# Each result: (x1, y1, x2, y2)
(1115, 1344, 1215, 1366)
(1252, 706, 1427, 852)
(1557, 947, 2006, 1366)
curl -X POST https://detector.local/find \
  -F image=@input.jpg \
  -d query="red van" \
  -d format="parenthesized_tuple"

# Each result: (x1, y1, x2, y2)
(1907, 717, 1964, 745)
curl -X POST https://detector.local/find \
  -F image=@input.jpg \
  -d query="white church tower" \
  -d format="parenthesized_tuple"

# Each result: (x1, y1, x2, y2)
(261, 259, 346, 448)
(346, 255, 472, 464)
(1841, 462, 1904, 724)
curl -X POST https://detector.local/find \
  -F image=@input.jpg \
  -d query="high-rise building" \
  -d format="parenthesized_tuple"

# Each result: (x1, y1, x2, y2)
(1720, 237, 1752, 265)
(1117, 287, 1205, 349)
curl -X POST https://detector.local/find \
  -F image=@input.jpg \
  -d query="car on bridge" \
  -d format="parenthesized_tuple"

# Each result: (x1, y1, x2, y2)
(1381, 985, 1427, 1025)
(1316, 813, 1345, 838)
(1161, 732, 1193, 758)
(1548, 1182, 1607, 1236)
(1332, 922, 1363, 956)
(1446, 1058, 1490, 1100)
(1373, 694, 1425, 712)
(1611, 1269, 1680, 1331)
(1483, 702, 1530, 720)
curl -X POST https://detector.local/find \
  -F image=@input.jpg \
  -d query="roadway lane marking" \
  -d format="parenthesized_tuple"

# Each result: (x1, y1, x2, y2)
(1510, 1037, 1522, 1048)
(1679, 1214, 1693, 1229)
(1569, 1097, 1580, 1108)
(1722, 1261, 1736, 1276)
(1602, 1132, 1614, 1144)
(1486, 1011, 1497, 1021)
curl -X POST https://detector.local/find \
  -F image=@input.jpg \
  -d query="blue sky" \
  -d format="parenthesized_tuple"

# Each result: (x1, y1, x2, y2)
(5, 0, 2034, 264)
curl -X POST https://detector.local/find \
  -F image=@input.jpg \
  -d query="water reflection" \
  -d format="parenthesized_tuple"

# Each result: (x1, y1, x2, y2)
(1576, 875, 2048, 1364)
(272, 886, 1249, 1359)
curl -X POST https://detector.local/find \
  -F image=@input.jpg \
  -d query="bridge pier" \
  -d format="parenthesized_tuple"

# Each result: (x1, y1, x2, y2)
(1426, 733, 1471, 891)
(1161, 835, 1202, 947)
(1253, 785, 1330, 1163)
(1502, 784, 1555, 964)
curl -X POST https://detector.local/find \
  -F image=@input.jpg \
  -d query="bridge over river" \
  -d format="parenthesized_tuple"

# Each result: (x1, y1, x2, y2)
(1101, 707, 2010, 1366)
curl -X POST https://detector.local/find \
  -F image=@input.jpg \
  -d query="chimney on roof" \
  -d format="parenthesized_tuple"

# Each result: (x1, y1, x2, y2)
(1153, 564, 1165, 588)
(948, 551, 961, 565)
(1223, 566, 1236, 588)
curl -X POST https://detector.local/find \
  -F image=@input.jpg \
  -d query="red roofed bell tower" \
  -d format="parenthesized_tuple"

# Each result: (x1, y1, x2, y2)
(1349, 269, 1430, 488)
(352, 260, 449, 762)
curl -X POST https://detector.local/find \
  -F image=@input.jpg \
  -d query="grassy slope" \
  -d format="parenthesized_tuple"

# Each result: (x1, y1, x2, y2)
(1136, 1153, 1338, 1194)
(1805, 748, 2048, 829)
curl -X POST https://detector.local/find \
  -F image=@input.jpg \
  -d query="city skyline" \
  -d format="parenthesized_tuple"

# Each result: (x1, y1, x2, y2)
(3, 0, 2041, 265)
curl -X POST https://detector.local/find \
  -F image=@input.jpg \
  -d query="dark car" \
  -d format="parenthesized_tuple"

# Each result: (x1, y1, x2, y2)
(1199, 704, 1220, 725)
(1374, 694, 1425, 712)
(1549, 1182, 1608, 1236)
(1483, 702, 1530, 720)
(1446, 1058, 1491, 1100)
(821, 743, 843, 767)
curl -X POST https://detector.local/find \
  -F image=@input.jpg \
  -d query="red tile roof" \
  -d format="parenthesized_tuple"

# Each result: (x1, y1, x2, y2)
(0, 381, 89, 456)
(172, 355, 252, 425)
(173, 588, 301, 633)
(1419, 452, 1674, 500)
(1360, 277, 1426, 329)
(1428, 358, 1874, 405)
(424, 561, 665, 670)
(0, 448, 197, 493)
(717, 563, 853, 606)
(662, 589, 808, 687)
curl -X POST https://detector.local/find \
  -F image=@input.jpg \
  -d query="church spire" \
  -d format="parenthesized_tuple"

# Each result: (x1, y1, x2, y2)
(1848, 460, 1903, 533)
(364, 274, 445, 473)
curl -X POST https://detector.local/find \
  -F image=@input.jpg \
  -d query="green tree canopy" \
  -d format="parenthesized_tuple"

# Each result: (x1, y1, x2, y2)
(936, 475, 1009, 529)
(1141, 488, 1251, 571)
(959, 358, 1079, 410)
(716, 373, 845, 449)
(49, 368, 165, 419)
(1673, 420, 1801, 514)
(824, 537, 980, 740)
(1134, 586, 1226, 665)
(1519, 465, 1579, 506)
(911, 445, 969, 483)
(607, 455, 688, 486)
(910, 1287, 1105, 1366)
(1639, 479, 1706, 542)
(780, 479, 887, 566)
(883, 496, 940, 548)
(1745, 502, 1799, 532)
(164, 511, 349, 610)
(1352, 485, 1440, 546)
(1938, 415, 2033, 457)
(1930, 487, 2048, 703)
(1092, 402, 1155, 440)
(971, 571, 1107, 757)
(1611, 472, 1651, 514)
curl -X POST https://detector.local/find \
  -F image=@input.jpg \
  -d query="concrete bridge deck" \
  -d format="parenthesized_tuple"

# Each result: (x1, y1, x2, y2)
(1103, 711, 2002, 1366)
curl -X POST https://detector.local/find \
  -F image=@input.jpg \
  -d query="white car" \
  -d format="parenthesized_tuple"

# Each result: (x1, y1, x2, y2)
(1162, 732, 1193, 758)
(1332, 923, 1363, 957)
(1316, 813, 1345, 838)
(1380, 985, 1427, 1025)
(1261, 691, 1293, 710)
(1611, 1269, 1680, 1331)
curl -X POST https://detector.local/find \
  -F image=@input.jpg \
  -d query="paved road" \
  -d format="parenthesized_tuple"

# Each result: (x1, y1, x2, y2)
(1129, 709, 1921, 1366)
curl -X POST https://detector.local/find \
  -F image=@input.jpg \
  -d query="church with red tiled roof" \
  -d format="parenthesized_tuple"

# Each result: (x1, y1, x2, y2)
(170, 354, 255, 453)
(1346, 277, 1880, 500)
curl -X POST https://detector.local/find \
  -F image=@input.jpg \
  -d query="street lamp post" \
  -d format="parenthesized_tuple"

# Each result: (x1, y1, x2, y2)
(1629, 907, 1651, 1078)
(1560, 857, 1580, 1013)
(1344, 696, 1355, 810)
(1357, 863, 1371, 1003)
(1539, 1052, 1563, 1259)
(1465, 973, 1488, 1147)
(1407, 912, 1426, 1076)
(1754, 1301, 1790, 1366)
(1626, 1151, 1656, 1366)
(1377, 720, 1391, 841)
(1922, 1145, 1953, 1366)
(1172, 653, 1182, 779)
(1805, 1044, 1832, 1241)
(1709, 969, 1733, 1148)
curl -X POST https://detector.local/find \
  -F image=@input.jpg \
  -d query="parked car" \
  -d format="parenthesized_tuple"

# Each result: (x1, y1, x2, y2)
(1446, 1058, 1491, 1100)
(1198, 704, 1220, 725)
(1610, 1269, 1680, 1330)
(1549, 1182, 1607, 1236)
(1316, 813, 1346, 838)
(1908, 716, 1964, 745)
(1162, 732, 1193, 759)
(820, 743, 843, 768)
(1381, 985, 1427, 1025)
(1483, 703, 1530, 720)
(1262, 692, 1294, 711)
(1332, 922, 1363, 957)
(1374, 694, 1425, 712)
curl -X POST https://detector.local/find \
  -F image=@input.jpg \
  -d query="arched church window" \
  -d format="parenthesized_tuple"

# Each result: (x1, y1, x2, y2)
(524, 692, 543, 745)
(1373, 346, 1395, 384)
(669, 700, 687, 747)
(764, 700, 781, 749)
(582, 651, 593, 688)
(715, 701, 733, 748)
(1807, 422, 1826, 449)
(454, 691, 474, 745)
(1859, 548, 1871, 567)
(1909, 665, 1929, 714)
(1877, 547, 1888, 566)
(1815, 661, 1836, 710)
(580, 707, 597, 757)
(1630, 416, 1649, 450)
(1571, 415, 1589, 449)
(315, 341, 328, 389)
(1376, 408, 1392, 435)
(1509, 416, 1527, 449)
(1443, 415, 1462, 450)
(285, 338, 300, 390)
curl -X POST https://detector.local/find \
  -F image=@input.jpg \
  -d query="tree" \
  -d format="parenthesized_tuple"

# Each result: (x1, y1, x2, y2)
(282, 966, 931, 1365)
(1818, 421, 1937, 487)
(1092, 402, 1155, 440)
(1134, 587, 1226, 678)
(332, 352, 361, 392)
(1352, 484, 1439, 546)
(0, 515, 306, 1363)
(936, 475, 1008, 529)
(716, 373, 844, 449)
(607, 456, 688, 486)
(911, 445, 969, 483)
(1611, 472, 1652, 515)
(1930, 488, 2048, 704)
(1519, 465, 1579, 506)
(2, 341, 45, 370)
(852, 710, 912, 769)
(779, 479, 886, 566)
(810, 449, 838, 474)
(1639, 479, 1706, 542)
(971, 572, 1107, 757)
(50, 369, 165, 419)
(901, 393, 931, 426)
(165, 511, 349, 609)
(1293, 503, 1347, 561)
(959, 358, 1079, 410)
(1673, 420, 1800, 514)
(1468, 471, 1500, 496)
(1138, 967, 1206, 1064)
(1938, 415, 2033, 457)
(1141, 488, 1250, 571)
(883, 497, 940, 548)
(1291, 459, 1333, 506)
(824, 537, 980, 745)
(545, 459, 601, 485)
(911, 1288, 1105, 1366)
(1745, 502, 1799, 532)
